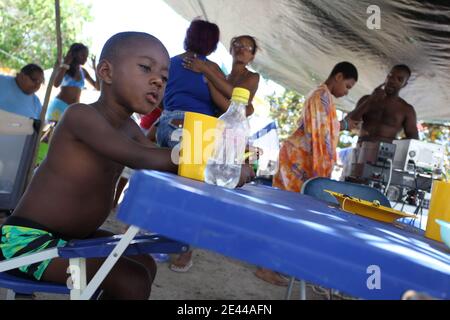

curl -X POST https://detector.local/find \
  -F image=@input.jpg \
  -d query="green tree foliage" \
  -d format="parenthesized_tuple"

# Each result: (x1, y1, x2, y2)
(267, 90, 305, 141)
(420, 122, 450, 176)
(0, 0, 92, 70)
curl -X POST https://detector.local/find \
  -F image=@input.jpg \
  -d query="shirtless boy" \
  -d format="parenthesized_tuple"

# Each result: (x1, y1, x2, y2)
(1, 32, 179, 300)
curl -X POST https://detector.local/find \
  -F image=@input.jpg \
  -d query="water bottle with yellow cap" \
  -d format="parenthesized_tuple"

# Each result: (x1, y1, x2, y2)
(204, 87, 250, 188)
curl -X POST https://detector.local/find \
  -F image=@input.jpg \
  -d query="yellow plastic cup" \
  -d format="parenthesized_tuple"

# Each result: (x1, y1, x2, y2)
(425, 180, 450, 242)
(178, 112, 218, 181)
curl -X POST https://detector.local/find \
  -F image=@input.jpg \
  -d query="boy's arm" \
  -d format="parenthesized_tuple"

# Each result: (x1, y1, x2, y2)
(64, 104, 177, 173)
(146, 123, 158, 143)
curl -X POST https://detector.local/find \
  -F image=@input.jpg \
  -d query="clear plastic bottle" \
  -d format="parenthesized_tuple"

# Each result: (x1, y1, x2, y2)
(204, 87, 250, 188)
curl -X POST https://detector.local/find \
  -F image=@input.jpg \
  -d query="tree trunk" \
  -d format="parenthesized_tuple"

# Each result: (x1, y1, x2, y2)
(26, 0, 62, 185)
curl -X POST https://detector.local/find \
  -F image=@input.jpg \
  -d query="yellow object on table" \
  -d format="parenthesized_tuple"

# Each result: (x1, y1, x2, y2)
(325, 190, 417, 223)
(425, 180, 450, 242)
(178, 112, 218, 182)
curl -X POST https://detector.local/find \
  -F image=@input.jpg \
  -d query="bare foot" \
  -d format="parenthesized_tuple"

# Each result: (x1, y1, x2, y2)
(170, 251, 193, 272)
(254, 268, 289, 287)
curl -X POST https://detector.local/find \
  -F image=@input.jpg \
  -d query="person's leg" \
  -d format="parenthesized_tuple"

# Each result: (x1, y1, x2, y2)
(170, 250, 193, 272)
(41, 255, 153, 300)
(89, 229, 157, 281)
(39, 228, 156, 300)
(45, 98, 68, 124)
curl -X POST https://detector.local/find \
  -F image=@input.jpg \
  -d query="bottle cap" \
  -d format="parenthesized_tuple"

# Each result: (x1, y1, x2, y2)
(231, 87, 250, 104)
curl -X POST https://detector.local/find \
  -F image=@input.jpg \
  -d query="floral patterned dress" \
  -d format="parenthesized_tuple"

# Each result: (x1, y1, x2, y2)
(273, 84, 340, 192)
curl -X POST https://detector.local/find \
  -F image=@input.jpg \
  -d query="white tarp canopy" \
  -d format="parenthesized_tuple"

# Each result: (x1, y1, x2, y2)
(164, 0, 450, 122)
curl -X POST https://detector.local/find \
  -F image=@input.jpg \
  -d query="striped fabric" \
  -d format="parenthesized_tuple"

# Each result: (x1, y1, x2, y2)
(0, 225, 67, 280)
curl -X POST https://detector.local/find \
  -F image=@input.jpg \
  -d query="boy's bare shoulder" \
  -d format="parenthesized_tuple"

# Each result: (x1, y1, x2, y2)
(62, 103, 96, 119)
(61, 103, 104, 124)
(126, 116, 145, 136)
(57, 103, 105, 135)
(126, 116, 158, 146)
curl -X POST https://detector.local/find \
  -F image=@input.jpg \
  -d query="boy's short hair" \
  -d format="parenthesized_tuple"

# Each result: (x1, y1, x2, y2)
(392, 64, 411, 79)
(184, 19, 220, 56)
(329, 61, 358, 82)
(20, 64, 44, 76)
(100, 31, 168, 64)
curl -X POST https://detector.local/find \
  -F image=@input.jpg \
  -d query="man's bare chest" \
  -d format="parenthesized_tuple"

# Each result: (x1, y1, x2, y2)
(363, 102, 406, 126)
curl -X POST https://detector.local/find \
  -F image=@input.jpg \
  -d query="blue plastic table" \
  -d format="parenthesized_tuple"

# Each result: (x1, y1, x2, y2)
(118, 170, 450, 300)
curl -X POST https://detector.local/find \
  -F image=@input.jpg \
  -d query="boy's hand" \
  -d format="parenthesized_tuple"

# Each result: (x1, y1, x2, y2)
(236, 164, 256, 188)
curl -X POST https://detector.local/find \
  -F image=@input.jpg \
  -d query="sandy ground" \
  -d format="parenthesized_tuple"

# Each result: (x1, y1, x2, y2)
(0, 211, 341, 300)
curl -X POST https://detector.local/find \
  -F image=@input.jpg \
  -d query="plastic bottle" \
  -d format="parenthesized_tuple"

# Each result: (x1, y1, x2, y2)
(204, 87, 250, 188)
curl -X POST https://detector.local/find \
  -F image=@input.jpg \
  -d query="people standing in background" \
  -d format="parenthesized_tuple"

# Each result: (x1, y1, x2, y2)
(155, 19, 222, 149)
(182, 34, 260, 116)
(258, 62, 360, 286)
(346, 64, 418, 145)
(0, 64, 44, 119)
(341, 64, 418, 180)
(45, 43, 99, 124)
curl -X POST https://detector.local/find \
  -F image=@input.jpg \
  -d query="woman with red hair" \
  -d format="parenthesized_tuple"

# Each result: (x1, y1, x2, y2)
(156, 19, 222, 149)
(154, 19, 223, 273)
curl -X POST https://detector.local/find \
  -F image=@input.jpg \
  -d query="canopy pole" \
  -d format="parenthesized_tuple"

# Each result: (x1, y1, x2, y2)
(26, 0, 62, 185)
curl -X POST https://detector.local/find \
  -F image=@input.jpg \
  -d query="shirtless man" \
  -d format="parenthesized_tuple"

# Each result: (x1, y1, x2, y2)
(342, 65, 419, 179)
(347, 64, 419, 143)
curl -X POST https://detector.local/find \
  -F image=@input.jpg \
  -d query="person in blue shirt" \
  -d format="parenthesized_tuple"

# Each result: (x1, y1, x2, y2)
(182, 35, 260, 117)
(45, 43, 99, 123)
(156, 19, 223, 149)
(155, 19, 224, 273)
(0, 64, 44, 119)
(156, 21, 258, 273)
